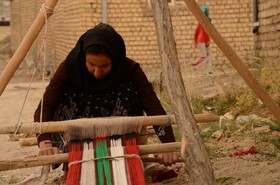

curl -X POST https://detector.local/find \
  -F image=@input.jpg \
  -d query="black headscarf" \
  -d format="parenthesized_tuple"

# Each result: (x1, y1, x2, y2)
(65, 23, 126, 93)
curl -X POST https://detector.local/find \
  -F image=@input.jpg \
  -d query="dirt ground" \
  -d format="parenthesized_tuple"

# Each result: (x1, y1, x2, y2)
(0, 80, 280, 185)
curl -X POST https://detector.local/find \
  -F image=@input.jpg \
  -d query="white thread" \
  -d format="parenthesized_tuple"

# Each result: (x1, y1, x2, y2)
(66, 119, 142, 141)
(80, 141, 96, 185)
(111, 138, 128, 185)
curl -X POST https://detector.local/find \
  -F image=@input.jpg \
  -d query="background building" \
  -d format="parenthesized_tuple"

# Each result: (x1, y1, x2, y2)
(5, 0, 280, 97)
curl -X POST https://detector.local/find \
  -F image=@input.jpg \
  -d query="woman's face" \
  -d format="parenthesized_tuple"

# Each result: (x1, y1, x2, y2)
(85, 54, 112, 79)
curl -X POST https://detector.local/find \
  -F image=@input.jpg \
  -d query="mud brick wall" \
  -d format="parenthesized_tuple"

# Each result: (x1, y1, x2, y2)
(8, 0, 257, 96)
(255, 0, 280, 66)
(9, 0, 255, 74)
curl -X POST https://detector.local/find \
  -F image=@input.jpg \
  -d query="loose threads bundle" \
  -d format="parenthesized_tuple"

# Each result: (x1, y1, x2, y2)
(124, 134, 146, 185)
(66, 141, 83, 185)
(80, 141, 96, 185)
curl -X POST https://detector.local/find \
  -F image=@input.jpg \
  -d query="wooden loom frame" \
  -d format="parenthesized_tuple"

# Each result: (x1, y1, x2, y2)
(0, 0, 280, 184)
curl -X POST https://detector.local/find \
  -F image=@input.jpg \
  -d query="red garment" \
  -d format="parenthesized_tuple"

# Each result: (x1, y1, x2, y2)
(194, 24, 210, 43)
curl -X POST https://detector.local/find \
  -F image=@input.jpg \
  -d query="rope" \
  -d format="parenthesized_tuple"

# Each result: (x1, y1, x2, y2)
(38, 2, 54, 131)
(157, 114, 172, 136)
(13, 0, 67, 137)
(13, 1, 61, 135)
(68, 153, 142, 168)
(40, 3, 55, 17)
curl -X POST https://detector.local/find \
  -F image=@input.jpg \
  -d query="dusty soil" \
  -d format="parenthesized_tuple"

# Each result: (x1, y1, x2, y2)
(0, 81, 280, 185)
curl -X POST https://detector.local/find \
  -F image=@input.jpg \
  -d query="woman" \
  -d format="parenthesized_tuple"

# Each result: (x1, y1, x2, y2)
(35, 23, 177, 168)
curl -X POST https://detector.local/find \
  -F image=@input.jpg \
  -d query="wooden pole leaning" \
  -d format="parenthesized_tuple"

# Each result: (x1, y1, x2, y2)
(0, 142, 181, 171)
(151, 1, 216, 185)
(0, 113, 219, 134)
(0, 0, 59, 96)
(184, 0, 280, 122)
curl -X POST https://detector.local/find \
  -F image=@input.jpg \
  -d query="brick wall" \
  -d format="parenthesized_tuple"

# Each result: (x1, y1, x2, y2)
(9, 0, 257, 96)
(10, 0, 40, 77)
(255, 0, 280, 66)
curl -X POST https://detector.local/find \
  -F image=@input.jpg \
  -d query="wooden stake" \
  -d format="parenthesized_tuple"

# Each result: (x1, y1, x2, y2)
(0, 0, 59, 96)
(184, 0, 280, 122)
(0, 114, 220, 134)
(19, 137, 38, 146)
(0, 142, 181, 171)
(151, 1, 216, 184)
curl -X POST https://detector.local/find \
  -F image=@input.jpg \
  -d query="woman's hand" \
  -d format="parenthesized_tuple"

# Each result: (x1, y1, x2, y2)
(156, 152, 178, 166)
(38, 140, 60, 156)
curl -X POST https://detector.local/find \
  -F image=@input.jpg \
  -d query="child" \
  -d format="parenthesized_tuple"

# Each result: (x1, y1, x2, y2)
(192, 5, 213, 75)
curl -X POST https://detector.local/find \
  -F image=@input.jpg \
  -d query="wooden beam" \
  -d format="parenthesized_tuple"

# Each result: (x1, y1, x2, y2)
(0, 114, 220, 134)
(0, 142, 181, 171)
(151, 1, 216, 184)
(0, 0, 59, 96)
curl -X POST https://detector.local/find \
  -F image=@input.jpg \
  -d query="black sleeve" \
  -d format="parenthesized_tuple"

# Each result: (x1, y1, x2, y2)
(34, 61, 70, 144)
(127, 59, 175, 143)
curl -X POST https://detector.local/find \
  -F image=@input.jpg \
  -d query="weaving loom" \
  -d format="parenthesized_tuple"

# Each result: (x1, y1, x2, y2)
(66, 135, 145, 185)
(0, 116, 177, 183)
(2, 0, 260, 184)
(64, 120, 146, 185)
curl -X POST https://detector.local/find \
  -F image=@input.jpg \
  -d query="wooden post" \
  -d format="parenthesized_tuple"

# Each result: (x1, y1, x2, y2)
(0, 142, 181, 171)
(0, 114, 220, 134)
(0, 0, 59, 96)
(151, 1, 216, 185)
(184, 0, 280, 122)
